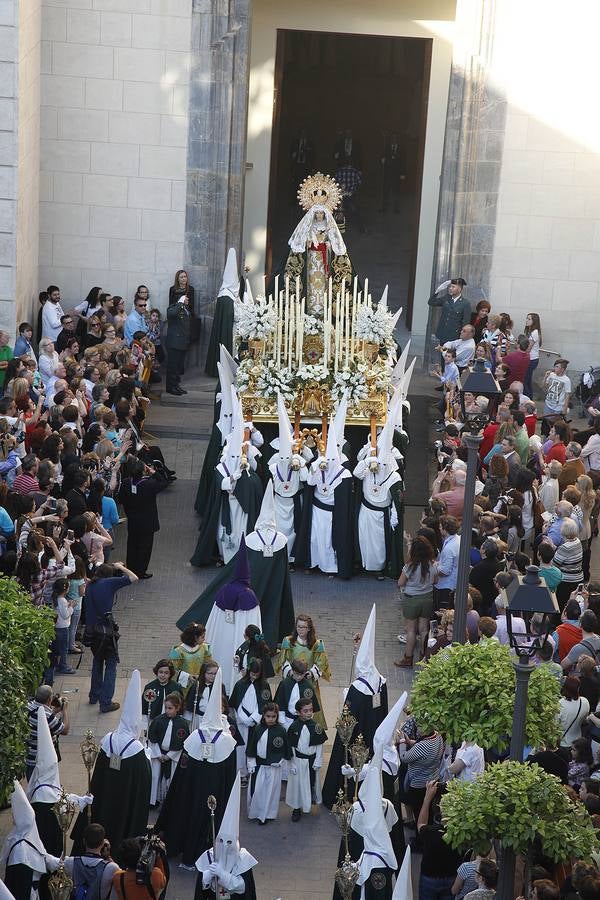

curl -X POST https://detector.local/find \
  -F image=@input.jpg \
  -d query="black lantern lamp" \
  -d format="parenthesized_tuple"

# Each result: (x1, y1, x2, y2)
(459, 358, 502, 433)
(504, 565, 559, 660)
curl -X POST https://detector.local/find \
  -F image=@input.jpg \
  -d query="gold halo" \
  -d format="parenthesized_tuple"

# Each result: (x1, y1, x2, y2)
(297, 172, 343, 213)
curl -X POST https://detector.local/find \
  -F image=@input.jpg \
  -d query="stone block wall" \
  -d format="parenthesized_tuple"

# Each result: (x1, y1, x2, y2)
(0, 0, 18, 332)
(488, 0, 600, 366)
(39, 0, 192, 311)
(0, 0, 40, 335)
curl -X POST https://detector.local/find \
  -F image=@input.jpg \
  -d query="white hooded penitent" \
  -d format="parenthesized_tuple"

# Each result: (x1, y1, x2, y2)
(100, 669, 144, 760)
(184, 667, 236, 763)
(245, 481, 287, 554)
(218, 248, 240, 301)
(0, 781, 48, 878)
(353, 604, 385, 694)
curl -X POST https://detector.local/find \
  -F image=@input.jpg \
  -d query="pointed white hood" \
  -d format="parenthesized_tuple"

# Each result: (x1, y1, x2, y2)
(27, 705, 61, 804)
(218, 248, 239, 301)
(376, 398, 399, 471)
(230, 384, 245, 434)
(195, 772, 257, 876)
(357, 759, 397, 885)
(245, 481, 287, 553)
(0, 879, 16, 900)
(219, 344, 238, 380)
(216, 361, 235, 444)
(353, 604, 384, 691)
(200, 666, 226, 732)
(392, 846, 413, 900)
(379, 285, 389, 310)
(243, 280, 254, 305)
(184, 666, 236, 762)
(374, 692, 407, 776)
(101, 669, 144, 760)
(390, 340, 411, 387)
(333, 391, 349, 452)
(0, 782, 47, 875)
(219, 424, 244, 477)
(399, 357, 416, 402)
(276, 392, 294, 462)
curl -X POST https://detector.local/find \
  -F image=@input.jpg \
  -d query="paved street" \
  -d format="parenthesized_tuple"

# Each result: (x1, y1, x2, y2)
(0, 367, 422, 900)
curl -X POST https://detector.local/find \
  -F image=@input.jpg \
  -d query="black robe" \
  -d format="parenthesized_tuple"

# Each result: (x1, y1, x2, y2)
(322, 681, 389, 809)
(195, 391, 222, 518)
(204, 295, 235, 377)
(191, 469, 263, 567)
(332, 801, 399, 900)
(155, 746, 237, 866)
(180, 544, 295, 649)
(31, 802, 61, 857)
(293, 478, 354, 579)
(194, 868, 257, 900)
(148, 714, 190, 783)
(5, 864, 39, 900)
(71, 749, 151, 855)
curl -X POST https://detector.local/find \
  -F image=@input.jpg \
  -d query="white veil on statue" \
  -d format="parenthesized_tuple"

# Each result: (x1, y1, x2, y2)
(288, 203, 347, 257)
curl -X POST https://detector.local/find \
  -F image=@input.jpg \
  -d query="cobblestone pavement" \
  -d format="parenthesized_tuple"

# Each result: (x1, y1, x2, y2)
(0, 370, 423, 900)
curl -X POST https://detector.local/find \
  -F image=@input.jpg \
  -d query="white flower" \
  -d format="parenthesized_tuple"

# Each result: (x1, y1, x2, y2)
(303, 314, 323, 335)
(236, 298, 277, 340)
(356, 304, 397, 345)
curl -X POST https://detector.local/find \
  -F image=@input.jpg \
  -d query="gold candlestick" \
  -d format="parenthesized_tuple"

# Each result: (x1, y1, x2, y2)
(48, 790, 78, 900)
(335, 853, 360, 900)
(349, 733, 370, 800)
(80, 730, 99, 820)
(335, 705, 357, 798)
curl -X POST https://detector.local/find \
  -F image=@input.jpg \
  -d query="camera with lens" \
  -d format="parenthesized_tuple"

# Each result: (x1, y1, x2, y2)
(51, 693, 66, 710)
(135, 829, 166, 887)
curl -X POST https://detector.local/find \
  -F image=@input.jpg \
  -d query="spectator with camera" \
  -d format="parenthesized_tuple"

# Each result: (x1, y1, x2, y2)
(25, 684, 70, 780)
(51, 823, 119, 900)
(84, 561, 138, 713)
(111, 835, 167, 900)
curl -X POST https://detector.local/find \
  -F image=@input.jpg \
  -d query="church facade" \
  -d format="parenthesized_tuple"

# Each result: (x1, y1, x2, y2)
(2, 0, 599, 365)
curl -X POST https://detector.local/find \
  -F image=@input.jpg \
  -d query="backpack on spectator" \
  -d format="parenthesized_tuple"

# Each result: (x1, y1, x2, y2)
(72, 858, 109, 900)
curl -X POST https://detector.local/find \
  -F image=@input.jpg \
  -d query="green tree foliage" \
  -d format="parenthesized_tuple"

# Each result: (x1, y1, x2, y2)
(409, 641, 561, 750)
(441, 761, 599, 862)
(0, 577, 55, 797)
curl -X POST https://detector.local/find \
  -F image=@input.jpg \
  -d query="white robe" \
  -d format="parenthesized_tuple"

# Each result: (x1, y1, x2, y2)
(247, 729, 283, 822)
(234, 683, 261, 776)
(206, 602, 262, 696)
(354, 461, 401, 572)
(285, 724, 323, 813)
(217, 493, 248, 565)
(307, 465, 350, 574)
(148, 721, 182, 806)
(268, 462, 306, 558)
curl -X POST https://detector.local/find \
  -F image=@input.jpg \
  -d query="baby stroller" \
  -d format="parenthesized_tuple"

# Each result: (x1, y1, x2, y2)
(575, 366, 600, 416)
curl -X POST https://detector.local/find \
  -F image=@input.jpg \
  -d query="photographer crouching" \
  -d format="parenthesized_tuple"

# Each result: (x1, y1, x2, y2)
(112, 833, 168, 900)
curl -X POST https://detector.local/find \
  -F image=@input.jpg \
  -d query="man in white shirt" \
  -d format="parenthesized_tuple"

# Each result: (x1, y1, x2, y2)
(448, 741, 485, 782)
(441, 324, 476, 370)
(41, 285, 65, 341)
(543, 359, 571, 433)
(581, 427, 600, 471)
(494, 573, 526, 645)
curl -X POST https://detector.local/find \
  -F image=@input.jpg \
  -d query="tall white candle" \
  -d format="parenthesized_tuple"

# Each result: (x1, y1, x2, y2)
(364, 278, 369, 308)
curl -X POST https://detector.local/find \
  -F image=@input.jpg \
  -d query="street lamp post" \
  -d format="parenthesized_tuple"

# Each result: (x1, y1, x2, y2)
(453, 360, 501, 643)
(495, 566, 558, 900)
(453, 432, 482, 644)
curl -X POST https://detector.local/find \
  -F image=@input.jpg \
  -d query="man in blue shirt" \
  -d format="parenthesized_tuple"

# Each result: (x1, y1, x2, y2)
(124, 296, 149, 346)
(85, 561, 138, 713)
(434, 515, 461, 611)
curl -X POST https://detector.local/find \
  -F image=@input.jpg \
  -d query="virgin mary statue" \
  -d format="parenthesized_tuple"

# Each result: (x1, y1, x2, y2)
(285, 173, 353, 316)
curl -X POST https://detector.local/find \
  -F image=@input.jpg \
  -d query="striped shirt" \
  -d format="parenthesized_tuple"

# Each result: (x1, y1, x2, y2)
(399, 732, 444, 788)
(553, 538, 584, 583)
(26, 700, 64, 767)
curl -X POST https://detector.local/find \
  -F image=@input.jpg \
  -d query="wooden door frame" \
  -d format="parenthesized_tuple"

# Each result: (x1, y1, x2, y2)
(265, 30, 286, 284)
(405, 37, 432, 329)
(265, 29, 433, 326)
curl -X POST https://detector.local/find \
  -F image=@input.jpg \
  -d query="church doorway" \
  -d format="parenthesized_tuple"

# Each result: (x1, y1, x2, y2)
(266, 29, 432, 330)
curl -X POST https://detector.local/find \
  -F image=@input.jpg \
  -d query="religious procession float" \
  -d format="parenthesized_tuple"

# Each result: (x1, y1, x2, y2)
(232, 173, 412, 445)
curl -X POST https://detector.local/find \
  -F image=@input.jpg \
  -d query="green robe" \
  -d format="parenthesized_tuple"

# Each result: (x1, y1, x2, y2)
(142, 678, 184, 722)
(229, 678, 272, 718)
(195, 391, 222, 517)
(180, 544, 295, 649)
(273, 676, 320, 725)
(204, 295, 235, 377)
(246, 722, 291, 765)
(191, 469, 263, 567)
